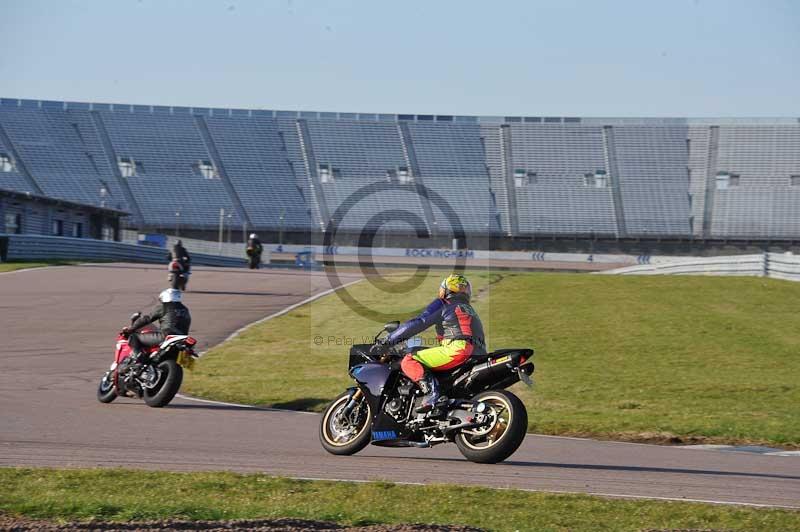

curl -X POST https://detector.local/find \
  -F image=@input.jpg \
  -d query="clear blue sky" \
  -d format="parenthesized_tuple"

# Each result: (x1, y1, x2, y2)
(1, 0, 798, 117)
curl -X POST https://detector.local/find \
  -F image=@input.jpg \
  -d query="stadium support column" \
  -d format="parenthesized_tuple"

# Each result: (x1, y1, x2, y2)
(90, 111, 145, 228)
(0, 122, 45, 196)
(603, 126, 627, 238)
(702, 126, 720, 239)
(397, 122, 437, 238)
(194, 115, 253, 233)
(499, 125, 520, 236)
(296, 119, 330, 229)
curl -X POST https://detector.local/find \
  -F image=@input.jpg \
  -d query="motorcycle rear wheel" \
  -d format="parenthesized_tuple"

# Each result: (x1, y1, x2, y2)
(143, 359, 183, 408)
(319, 391, 372, 455)
(96, 371, 117, 404)
(455, 389, 528, 464)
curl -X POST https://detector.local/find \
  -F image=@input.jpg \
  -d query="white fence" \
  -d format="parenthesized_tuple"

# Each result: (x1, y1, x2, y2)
(119, 234, 270, 263)
(601, 253, 800, 282)
(163, 236, 269, 262)
(767, 254, 800, 282)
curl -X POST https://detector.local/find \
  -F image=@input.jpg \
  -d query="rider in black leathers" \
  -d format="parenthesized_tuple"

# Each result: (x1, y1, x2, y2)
(246, 233, 263, 269)
(123, 288, 192, 365)
(169, 240, 191, 271)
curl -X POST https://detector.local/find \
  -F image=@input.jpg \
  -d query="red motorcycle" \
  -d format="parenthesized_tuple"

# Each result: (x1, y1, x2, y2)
(96, 312, 198, 408)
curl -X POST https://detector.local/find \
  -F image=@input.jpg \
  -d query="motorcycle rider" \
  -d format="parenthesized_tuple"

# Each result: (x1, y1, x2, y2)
(168, 239, 191, 271)
(123, 288, 192, 367)
(384, 274, 486, 412)
(246, 233, 263, 269)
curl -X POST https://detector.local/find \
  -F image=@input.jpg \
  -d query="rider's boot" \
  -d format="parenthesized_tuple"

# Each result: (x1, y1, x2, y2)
(415, 372, 440, 413)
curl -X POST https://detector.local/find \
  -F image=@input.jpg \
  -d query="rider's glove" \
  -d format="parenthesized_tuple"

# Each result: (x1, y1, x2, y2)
(120, 327, 132, 338)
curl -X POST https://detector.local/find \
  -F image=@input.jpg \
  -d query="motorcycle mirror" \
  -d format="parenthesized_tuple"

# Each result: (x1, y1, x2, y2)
(383, 321, 400, 333)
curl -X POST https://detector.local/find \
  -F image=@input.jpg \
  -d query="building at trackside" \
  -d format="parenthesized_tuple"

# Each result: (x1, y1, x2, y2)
(0, 98, 798, 253)
(0, 188, 125, 241)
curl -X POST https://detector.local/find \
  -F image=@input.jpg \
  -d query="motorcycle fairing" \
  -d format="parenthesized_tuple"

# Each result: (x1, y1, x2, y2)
(350, 362, 417, 446)
(348, 344, 373, 369)
(161, 335, 189, 349)
(350, 362, 391, 399)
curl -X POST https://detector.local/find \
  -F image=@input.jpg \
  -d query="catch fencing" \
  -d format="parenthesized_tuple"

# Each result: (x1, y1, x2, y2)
(601, 253, 800, 282)
(0, 234, 247, 268)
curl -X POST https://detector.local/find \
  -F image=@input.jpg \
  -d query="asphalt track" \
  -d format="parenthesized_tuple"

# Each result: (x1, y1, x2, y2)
(1, 264, 799, 509)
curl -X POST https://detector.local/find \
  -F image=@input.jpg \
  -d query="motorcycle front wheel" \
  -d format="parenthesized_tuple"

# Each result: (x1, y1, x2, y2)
(319, 391, 372, 455)
(96, 371, 117, 403)
(142, 359, 183, 408)
(455, 389, 528, 464)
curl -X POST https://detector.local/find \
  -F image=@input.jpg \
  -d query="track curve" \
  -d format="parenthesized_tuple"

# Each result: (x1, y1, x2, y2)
(1, 264, 799, 509)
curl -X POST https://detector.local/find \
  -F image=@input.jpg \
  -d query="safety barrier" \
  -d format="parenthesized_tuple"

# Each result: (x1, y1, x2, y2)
(601, 253, 800, 282)
(766, 254, 800, 282)
(264, 243, 639, 265)
(0, 234, 247, 268)
(118, 232, 271, 263)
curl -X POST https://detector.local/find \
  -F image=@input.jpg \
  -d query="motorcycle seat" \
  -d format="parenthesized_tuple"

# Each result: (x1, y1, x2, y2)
(467, 351, 492, 363)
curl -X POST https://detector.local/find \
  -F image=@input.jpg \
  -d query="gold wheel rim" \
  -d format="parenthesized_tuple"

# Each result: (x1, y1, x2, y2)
(322, 395, 370, 447)
(459, 394, 512, 450)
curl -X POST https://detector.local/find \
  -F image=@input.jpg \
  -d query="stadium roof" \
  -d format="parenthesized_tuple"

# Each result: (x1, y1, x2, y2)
(2, 98, 798, 126)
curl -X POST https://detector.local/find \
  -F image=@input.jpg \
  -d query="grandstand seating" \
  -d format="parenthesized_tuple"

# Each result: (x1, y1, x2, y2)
(505, 122, 618, 235)
(98, 109, 241, 228)
(612, 125, 690, 236)
(711, 125, 800, 238)
(1, 98, 798, 240)
(0, 104, 113, 207)
(303, 119, 429, 233)
(205, 115, 313, 230)
(0, 133, 35, 193)
(406, 122, 498, 234)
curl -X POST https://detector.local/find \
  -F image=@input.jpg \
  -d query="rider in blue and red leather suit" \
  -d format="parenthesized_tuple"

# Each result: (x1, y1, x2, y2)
(386, 274, 485, 411)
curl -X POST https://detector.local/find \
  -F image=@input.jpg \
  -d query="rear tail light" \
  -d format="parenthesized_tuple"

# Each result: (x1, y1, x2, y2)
(185, 337, 197, 346)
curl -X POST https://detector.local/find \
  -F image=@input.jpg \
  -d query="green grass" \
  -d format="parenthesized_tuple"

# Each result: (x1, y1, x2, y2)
(0, 261, 78, 273)
(2, 468, 798, 531)
(184, 272, 800, 447)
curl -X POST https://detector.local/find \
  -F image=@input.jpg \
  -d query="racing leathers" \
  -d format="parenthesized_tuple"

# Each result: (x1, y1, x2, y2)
(386, 295, 485, 410)
(128, 302, 192, 362)
(246, 237, 263, 269)
(168, 241, 191, 272)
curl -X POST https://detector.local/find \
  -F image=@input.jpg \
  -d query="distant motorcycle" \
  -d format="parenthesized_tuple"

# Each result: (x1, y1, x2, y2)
(168, 258, 190, 291)
(319, 322, 535, 464)
(96, 312, 199, 407)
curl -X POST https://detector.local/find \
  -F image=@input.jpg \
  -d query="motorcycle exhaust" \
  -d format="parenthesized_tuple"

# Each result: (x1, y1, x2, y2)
(462, 359, 516, 390)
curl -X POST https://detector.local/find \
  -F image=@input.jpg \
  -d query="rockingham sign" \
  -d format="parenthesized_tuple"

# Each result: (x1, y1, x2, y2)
(269, 243, 643, 265)
(404, 248, 475, 259)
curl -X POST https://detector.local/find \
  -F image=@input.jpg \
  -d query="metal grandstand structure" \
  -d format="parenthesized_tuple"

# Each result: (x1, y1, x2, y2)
(1, 98, 798, 249)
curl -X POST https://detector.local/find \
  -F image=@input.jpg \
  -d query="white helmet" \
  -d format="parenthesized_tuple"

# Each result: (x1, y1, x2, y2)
(249, 233, 257, 239)
(159, 288, 182, 303)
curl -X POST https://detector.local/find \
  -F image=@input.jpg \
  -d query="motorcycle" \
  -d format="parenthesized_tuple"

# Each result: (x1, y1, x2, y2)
(168, 258, 190, 291)
(96, 312, 199, 408)
(319, 322, 535, 464)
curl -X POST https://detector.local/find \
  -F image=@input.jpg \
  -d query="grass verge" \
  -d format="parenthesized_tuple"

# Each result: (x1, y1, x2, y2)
(0, 260, 79, 273)
(2, 468, 798, 531)
(184, 272, 800, 447)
